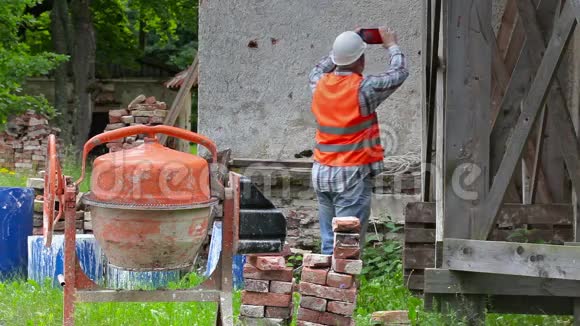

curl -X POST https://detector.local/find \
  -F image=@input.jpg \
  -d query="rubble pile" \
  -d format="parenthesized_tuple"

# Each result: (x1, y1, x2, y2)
(104, 95, 168, 152)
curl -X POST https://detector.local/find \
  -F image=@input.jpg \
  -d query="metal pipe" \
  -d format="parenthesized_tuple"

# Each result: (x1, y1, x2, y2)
(58, 274, 65, 286)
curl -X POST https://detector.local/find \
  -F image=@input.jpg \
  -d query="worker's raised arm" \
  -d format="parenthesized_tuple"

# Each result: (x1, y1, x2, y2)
(359, 27, 409, 116)
(309, 54, 336, 93)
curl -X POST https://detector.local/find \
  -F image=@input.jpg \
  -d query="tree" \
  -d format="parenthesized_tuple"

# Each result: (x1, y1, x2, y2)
(0, 0, 66, 125)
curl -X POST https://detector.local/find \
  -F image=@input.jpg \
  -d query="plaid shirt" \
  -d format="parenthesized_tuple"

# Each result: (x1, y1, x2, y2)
(309, 45, 408, 192)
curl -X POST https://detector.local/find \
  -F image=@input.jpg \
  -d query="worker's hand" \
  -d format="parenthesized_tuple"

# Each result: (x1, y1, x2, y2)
(379, 26, 398, 48)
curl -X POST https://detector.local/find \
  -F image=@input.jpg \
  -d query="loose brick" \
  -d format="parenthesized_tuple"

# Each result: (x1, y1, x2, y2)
(326, 271, 354, 289)
(300, 296, 327, 312)
(333, 246, 360, 260)
(327, 301, 356, 316)
(154, 109, 167, 117)
(251, 256, 287, 271)
(240, 304, 265, 318)
(121, 115, 135, 124)
(301, 267, 328, 285)
(331, 217, 361, 233)
(244, 264, 293, 282)
(334, 233, 360, 247)
(241, 291, 292, 308)
(303, 254, 332, 268)
(131, 110, 155, 117)
(270, 281, 293, 294)
(297, 308, 354, 326)
(299, 282, 357, 303)
(265, 306, 292, 319)
(296, 321, 326, 326)
(150, 116, 164, 124)
(239, 316, 287, 326)
(109, 109, 128, 123)
(332, 258, 363, 275)
(135, 117, 150, 124)
(244, 279, 269, 293)
(371, 310, 410, 324)
(145, 96, 157, 104)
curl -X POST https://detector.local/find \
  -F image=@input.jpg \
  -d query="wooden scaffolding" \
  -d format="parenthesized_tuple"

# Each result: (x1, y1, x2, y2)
(409, 0, 580, 323)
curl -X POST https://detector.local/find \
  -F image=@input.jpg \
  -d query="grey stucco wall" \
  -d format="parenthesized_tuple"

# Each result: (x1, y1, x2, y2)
(198, 0, 422, 159)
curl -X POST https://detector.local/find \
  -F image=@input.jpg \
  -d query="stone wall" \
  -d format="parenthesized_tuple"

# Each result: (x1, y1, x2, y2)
(232, 165, 419, 250)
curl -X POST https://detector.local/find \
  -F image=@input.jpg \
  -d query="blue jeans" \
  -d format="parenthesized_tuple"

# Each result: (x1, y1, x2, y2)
(316, 175, 372, 255)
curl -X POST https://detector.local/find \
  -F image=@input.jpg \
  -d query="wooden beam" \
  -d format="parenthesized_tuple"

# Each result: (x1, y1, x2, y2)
(443, 238, 580, 280)
(443, 0, 491, 239)
(158, 55, 199, 145)
(406, 202, 573, 226)
(421, 0, 433, 201)
(474, 5, 577, 239)
(528, 106, 547, 203)
(425, 268, 580, 297)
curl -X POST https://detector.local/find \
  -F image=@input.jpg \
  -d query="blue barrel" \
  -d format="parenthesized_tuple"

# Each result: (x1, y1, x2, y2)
(28, 235, 105, 287)
(0, 187, 34, 280)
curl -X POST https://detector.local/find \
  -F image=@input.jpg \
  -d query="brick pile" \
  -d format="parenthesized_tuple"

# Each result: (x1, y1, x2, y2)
(240, 251, 295, 325)
(104, 94, 168, 152)
(27, 175, 91, 236)
(0, 111, 61, 172)
(297, 217, 363, 326)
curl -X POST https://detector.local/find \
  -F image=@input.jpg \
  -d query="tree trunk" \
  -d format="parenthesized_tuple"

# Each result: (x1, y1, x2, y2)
(50, 0, 73, 145)
(70, 0, 96, 156)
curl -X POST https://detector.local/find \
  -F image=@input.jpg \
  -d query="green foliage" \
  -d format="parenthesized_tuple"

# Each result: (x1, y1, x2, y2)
(360, 220, 403, 279)
(0, 0, 67, 123)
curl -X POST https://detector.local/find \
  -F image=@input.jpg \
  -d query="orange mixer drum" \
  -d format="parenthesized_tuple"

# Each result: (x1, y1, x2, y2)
(82, 125, 219, 271)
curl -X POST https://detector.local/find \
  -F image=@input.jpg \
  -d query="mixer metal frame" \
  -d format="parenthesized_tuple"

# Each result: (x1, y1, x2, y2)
(60, 173, 240, 326)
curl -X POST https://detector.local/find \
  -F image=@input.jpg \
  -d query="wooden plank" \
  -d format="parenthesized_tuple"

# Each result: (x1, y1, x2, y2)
(405, 202, 436, 223)
(405, 228, 436, 243)
(403, 272, 424, 290)
(528, 106, 547, 203)
(443, 0, 491, 240)
(429, 294, 573, 315)
(475, 5, 577, 239)
(488, 296, 573, 315)
(229, 158, 313, 169)
(158, 55, 199, 145)
(425, 268, 580, 297)
(406, 202, 572, 226)
(574, 299, 580, 326)
(443, 238, 580, 280)
(403, 247, 435, 269)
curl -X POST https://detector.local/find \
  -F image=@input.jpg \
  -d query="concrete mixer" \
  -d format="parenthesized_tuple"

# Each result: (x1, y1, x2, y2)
(43, 125, 286, 325)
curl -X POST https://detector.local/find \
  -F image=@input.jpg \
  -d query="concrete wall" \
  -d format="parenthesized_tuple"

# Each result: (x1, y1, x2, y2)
(198, 0, 422, 159)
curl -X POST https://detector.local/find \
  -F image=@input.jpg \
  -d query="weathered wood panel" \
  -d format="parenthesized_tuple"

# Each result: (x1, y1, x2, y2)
(477, 3, 577, 239)
(425, 268, 580, 297)
(443, 238, 580, 280)
(403, 247, 435, 270)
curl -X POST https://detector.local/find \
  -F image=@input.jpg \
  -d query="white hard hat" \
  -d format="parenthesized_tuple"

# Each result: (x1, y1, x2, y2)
(330, 31, 367, 66)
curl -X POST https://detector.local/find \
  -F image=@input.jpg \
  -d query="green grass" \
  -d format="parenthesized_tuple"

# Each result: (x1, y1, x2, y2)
(0, 274, 241, 326)
(0, 271, 573, 326)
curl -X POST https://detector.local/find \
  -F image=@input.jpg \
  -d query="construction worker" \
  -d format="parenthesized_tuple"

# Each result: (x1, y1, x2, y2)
(309, 27, 409, 254)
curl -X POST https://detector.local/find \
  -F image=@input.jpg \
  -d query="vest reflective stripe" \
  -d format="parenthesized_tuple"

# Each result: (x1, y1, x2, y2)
(317, 116, 378, 135)
(315, 137, 381, 152)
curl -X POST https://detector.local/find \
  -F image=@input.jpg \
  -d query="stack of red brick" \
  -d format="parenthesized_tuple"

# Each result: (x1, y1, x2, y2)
(0, 111, 61, 171)
(241, 254, 295, 325)
(105, 94, 168, 152)
(297, 217, 363, 326)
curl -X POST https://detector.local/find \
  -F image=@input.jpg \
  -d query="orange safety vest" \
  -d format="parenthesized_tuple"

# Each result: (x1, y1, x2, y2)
(312, 73, 384, 166)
